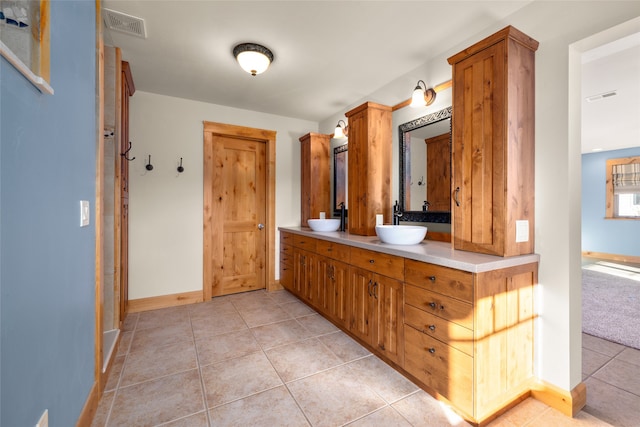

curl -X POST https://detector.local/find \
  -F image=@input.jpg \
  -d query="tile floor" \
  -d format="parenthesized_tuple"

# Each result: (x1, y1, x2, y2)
(91, 289, 637, 427)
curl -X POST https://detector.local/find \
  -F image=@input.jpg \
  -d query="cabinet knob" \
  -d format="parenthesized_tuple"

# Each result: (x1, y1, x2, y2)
(429, 276, 436, 282)
(428, 348, 436, 354)
(369, 259, 375, 264)
(429, 302, 437, 309)
(428, 324, 436, 331)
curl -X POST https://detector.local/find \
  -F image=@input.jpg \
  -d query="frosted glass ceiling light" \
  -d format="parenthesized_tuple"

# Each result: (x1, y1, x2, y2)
(233, 43, 274, 76)
(410, 80, 437, 108)
(334, 120, 348, 138)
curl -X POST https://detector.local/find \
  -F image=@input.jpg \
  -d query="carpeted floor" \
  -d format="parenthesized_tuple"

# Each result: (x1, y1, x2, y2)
(582, 265, 640, 350)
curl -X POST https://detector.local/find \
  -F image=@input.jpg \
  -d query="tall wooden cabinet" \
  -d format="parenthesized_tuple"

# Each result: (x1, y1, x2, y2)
(346, 102, 392, 236)
(448, 26, 538, 257)
(299, 132, 331, 227)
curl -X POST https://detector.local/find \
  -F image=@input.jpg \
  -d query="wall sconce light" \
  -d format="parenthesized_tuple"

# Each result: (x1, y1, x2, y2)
(410, 80, 437, 108)
(233, 43, 274, 76)
(334, 119, 348, 138)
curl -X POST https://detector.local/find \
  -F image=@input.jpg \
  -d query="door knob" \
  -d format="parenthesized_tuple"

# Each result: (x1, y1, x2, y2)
(258, 223, 265, 230)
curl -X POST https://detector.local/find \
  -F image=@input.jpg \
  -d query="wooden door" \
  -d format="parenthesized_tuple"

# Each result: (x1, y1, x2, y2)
(208, 135, 266, 297)
(373, 274, 404, 366)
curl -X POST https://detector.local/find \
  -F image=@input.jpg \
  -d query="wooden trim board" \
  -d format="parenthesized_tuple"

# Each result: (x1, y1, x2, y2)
(530, 380, 587, 418)
(128, 291, 203, 313)
(582, 251, 640, 265)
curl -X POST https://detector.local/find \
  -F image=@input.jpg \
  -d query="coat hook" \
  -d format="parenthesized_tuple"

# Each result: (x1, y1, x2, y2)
(121, 141, 135, 161)
(177, 157, 184, 173)
(145, 155, 154, 171)
(417, 176, 424, 186)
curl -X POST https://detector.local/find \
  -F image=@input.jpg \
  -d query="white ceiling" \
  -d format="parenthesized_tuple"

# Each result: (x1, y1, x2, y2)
(102, 1, 639, 153)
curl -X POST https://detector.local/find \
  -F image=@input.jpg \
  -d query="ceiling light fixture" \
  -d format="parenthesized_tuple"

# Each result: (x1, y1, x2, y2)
(233, 43, 274, 76)
(410, 80, 437, 108)
(334, 120, 348, 138)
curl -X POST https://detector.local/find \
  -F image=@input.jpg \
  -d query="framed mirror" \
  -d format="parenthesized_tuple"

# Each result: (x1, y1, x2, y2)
(333, 144, 348, 216)
(398, 106, 452, 223)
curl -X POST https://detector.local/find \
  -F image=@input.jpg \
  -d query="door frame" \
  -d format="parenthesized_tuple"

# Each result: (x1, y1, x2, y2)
(202, 121, 277, 300)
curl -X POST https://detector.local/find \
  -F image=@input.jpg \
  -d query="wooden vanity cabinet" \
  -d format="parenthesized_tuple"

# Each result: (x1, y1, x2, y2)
(346, 102, 393, 236)
(279, 232, 294, 289)
(447, 26, 538, 257)
(299, 133, 331, 227)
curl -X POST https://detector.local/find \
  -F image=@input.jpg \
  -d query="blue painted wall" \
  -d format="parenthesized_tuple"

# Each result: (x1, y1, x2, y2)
(582, 146, 640, 257)
(1, 2, 96, 426)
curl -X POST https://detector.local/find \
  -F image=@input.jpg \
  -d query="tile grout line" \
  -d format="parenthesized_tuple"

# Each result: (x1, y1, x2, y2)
(189, 307, 214, 427)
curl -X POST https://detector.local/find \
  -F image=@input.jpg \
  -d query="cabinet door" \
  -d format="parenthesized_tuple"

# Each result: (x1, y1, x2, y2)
(293, 249, 315, 298)
(329, 259, 350, 328)
(452, 40, 506, 255)
(348, 266, 375, 343)
(373, 274, 404, 366)
(316, 256, 332, 315)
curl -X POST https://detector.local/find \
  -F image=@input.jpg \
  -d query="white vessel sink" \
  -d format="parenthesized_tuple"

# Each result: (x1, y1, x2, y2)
(375, 225, 427, 245)
(307, 218, 341, 232)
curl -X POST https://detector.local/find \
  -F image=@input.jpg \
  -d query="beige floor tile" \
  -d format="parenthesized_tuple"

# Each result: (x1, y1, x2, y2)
(582, 334, 626, 357)
(529, 406, 614, 427)
(229, 290, 276, 311)
(190, 310, 247, 340)
(237, 304, 293, 327)
(317, 331, 371, 362)
(129, 322, 193, 353)
(486, 397, 549, 426)
(268, 289, 301, 305)
(104, 355, 125, 392)
(392, 390, 471, 427)
(615, 346, 640, 367)
(592, 358, 640, 395)
(346, 355, 419, 403)
(265, 337, 342, 382)
(116, 331, 133, 357)
(287, 364, 387, 427)
(279, 300, 316, 317)
(208, 385, 310, 426)
(583, 377, 640, 427)
(196, 328, 261, 366)
(583, 348, 612, 377)
(90, 390, 114, 427)
(159, 411, 209, 426)
(201, 351, 283, 407)
(136, 305, 190, 331)
(346, 406, 412, 426)
(120, 340, 197, 387)
(187, 298, 238, 320)
(251, 319, 315, 349)
(296, 313, 339, 336)
(122, 313, 138, 332)
(108, 369, 204, 427)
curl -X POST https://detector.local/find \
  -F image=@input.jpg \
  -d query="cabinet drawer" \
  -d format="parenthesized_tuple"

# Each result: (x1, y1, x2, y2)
(279, 262, 293, 290)
(315, 240, 350, 260)
(404, 325, 473, 415)
(405, 284, 473, 330)
(280, 231, 294, 246)
(280, 250, 293, 266)
(404, 304, 473, 357)
(350, 247, 404, 280)
(293, 234, 317, 251)
(405, 259, 473, 303)
(281, 243, 293, 258)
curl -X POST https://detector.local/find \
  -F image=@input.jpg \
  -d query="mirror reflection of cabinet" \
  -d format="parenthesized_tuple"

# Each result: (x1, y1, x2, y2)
(425, 132, 451, 212)
(299, 132, 331, 227)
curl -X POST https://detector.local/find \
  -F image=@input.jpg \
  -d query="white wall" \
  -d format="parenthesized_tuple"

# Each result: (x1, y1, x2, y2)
(318, 1, 640, 395)
(128, 92, 317, 299)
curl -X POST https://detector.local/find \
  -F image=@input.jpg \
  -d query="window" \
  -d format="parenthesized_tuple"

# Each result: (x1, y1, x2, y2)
(606, 156, 640, 219)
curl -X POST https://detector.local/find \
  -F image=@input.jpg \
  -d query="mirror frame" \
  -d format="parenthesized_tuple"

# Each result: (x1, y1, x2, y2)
(398, 106, 452, 223)
(333, 143, 348, 216)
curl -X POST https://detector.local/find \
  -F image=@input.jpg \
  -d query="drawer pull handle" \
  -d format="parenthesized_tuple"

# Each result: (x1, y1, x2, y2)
(429, 302, 437, 309)
(428, 324, 436, 331)
(428, 348, 436, 354)
(369, 259, 375, 264)
(367, 280, 373, 297)
(429, 276, 436, 282)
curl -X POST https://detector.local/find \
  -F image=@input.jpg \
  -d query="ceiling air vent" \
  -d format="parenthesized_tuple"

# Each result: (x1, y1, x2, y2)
(102, 8, 147, 39)
(586, 90, 617, 102)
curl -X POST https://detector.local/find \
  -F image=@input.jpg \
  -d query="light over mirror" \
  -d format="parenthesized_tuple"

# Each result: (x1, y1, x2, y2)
(399, 106, 452, 224)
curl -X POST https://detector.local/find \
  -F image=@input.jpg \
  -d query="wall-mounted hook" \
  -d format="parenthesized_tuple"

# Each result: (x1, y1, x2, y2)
(121, 141, 135, 161)
(417, 176, 425, 186)
(145, 155, 154, 171)
(177, 157, 184, 173)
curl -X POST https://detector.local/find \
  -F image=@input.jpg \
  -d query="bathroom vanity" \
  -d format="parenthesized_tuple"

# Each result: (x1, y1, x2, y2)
(279, 227, 538, 425)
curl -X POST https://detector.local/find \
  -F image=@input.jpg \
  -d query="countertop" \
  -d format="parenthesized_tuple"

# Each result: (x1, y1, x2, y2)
(279, 226, 539, 273)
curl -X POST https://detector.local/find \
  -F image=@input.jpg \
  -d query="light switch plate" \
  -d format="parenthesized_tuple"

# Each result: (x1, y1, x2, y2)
(80, 200, 90, 227)
(515, 220, 529, 243)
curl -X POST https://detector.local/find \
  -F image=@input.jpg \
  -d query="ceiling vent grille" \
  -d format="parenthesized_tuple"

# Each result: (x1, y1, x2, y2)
(102, 9, 147, 39)
(586, 90, 617, 102)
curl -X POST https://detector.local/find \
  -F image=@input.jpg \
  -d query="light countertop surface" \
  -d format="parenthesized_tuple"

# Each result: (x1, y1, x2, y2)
(279, 227, 539, 273)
